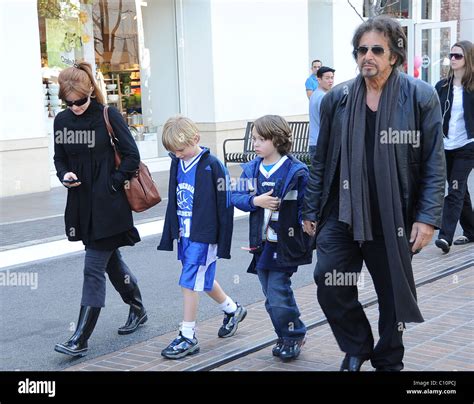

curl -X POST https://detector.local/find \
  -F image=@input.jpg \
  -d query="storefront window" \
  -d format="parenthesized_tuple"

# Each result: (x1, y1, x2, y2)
(93, 0, 142, 118)
(37, 0, 143, 121)
(38, 0, 162, 161)
(363, 0, 410, 18)
(421, 0, 433, 20)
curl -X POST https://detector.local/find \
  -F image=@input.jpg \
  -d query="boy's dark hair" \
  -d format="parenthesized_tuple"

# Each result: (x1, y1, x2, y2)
(253, 115, 292, 155)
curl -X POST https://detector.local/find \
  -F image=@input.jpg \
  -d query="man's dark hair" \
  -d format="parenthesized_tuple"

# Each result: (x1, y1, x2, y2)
(351, 15, 407, 68)
(312, 59, 322, 65)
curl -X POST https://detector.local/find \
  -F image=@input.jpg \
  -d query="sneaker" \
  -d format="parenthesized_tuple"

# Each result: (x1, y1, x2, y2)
(272, 338, 284, 357)
(279, 338, 306, 362)
(218, 303, 247, 338)
(161, 332, 200, 359)
(453, 236, 474, 245)
(435, 238, 450, 253)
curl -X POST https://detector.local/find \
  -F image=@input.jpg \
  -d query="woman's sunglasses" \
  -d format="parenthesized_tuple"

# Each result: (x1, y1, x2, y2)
(353, 45, 386, 57)
(64, 96, 89, 107)
(449, 53, 464, 60)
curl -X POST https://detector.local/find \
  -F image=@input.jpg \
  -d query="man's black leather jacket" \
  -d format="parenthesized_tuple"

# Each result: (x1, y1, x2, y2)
(303, 72, 446, 235)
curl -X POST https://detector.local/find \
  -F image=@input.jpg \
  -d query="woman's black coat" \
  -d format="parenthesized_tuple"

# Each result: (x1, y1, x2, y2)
(54, 99, 140, 244)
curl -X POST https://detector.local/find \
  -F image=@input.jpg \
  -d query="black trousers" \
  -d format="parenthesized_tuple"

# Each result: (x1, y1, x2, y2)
(438, 142, 474, 244)
(82, 248, 138, 307)
(314, 210, 404, 370)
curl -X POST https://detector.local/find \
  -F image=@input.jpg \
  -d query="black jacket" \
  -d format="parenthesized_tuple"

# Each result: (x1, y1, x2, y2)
(54, 100, 140, 243)
(232, 155, 314, 273)
(435, 77, 474, 139)
(303, 73, 446, 236)
(157, 148, 234, 259)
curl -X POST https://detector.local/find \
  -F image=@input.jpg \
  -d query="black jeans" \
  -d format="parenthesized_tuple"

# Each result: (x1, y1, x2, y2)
(438, 142, 474, 244)
(82, 248, 138, 307)
(314, 211, 404, 370)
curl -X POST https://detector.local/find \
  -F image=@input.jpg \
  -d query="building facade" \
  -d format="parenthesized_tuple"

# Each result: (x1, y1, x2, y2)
(0, 0, 466, 197)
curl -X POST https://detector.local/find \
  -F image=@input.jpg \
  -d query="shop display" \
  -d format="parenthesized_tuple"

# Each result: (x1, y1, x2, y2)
(44, 82, 63, 117)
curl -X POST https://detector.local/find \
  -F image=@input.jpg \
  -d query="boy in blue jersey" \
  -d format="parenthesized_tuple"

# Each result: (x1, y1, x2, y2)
(158, 116, 247, 359)
(232, 115, 313, 361)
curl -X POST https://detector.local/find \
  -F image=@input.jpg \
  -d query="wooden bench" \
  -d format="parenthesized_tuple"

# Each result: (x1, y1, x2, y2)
(223, 121, 310, 167)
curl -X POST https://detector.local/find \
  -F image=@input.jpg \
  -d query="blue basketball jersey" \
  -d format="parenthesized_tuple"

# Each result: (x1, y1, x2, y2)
(176, 150, 217, 266)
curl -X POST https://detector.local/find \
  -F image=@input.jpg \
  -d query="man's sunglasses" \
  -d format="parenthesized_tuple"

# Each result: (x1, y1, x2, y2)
(353, 45, 386, 57)
(449, 53, 464, 60)
(64, 96, 89, 107)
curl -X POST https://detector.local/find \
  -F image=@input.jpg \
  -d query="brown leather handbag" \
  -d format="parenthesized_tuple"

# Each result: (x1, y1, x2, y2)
(104, 106, 162, 212)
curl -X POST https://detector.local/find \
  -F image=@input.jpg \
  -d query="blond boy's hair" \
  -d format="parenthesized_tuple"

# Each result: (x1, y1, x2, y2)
(162, 115, 199, 151)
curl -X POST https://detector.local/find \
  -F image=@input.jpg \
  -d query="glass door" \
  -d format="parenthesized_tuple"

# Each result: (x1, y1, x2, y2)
(399, 20, 415, 79)
(414, 21, 457, 86)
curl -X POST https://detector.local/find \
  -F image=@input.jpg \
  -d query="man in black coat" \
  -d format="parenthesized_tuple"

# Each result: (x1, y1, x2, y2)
(302, 16, 446, 371)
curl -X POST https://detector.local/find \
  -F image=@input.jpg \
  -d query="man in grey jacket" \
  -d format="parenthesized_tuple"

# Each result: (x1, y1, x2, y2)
(302, 16, 445, 372)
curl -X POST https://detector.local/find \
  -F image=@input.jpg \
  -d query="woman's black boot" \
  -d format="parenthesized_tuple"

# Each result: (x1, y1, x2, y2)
(54, 306, 101, 357)
(118, 286, 148, 335)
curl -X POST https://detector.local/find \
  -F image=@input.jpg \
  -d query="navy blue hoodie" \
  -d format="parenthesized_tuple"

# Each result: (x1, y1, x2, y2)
(157, 148, 234, 259)
(232, 155, 314, 273)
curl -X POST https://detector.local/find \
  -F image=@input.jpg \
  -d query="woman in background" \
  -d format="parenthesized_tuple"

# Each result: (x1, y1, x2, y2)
(435, 40, 474, 254)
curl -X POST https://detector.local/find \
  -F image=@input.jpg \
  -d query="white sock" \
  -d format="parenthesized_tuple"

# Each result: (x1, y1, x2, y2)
(181, 321, 196, 339)
(219, 296, 237, 314)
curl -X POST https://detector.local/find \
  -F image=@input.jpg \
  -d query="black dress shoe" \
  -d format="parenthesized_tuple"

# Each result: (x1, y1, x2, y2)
(118, 286, 148, 335)
(340, 354, 365, 371)
(279, 338, 305, 362)
(55, 306, 101, 357)
(453, 236, 474, 245)
(435, 239, 450, 253)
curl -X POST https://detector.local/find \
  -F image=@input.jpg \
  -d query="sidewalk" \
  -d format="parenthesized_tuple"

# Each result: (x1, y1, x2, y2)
(0, 165, 243, 251)
(63, 242, 473, 372)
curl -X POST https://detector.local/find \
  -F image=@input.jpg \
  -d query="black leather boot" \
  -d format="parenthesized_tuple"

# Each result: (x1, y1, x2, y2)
(54, 306, 101, 357)
(340, 354, 366, 371)
(118, 286, 148, 335)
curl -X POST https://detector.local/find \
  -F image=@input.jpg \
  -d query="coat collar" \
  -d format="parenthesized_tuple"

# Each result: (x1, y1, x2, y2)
(168, 146, 210, 162)
(241, 154, 307, 195)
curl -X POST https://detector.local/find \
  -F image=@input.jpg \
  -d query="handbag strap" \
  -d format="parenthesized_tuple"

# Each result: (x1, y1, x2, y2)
(103, 106, 122, 167)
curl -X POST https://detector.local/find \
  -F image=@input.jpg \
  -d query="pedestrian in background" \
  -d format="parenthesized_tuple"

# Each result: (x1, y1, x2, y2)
(232, 115, 313, 362)
(309, 66, 335, 158)
(435, 40, 474, 254)
(158, 116, 247, 360)
(305, 59, 322, 99)
(54, 62, 148, 357)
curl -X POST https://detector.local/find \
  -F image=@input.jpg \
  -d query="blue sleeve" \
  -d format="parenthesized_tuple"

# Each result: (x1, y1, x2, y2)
(305, 77, 312, 90)
(231, 169, 258, 212)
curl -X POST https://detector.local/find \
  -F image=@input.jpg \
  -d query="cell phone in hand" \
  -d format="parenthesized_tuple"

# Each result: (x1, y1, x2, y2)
(63, 179, 80, 184)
